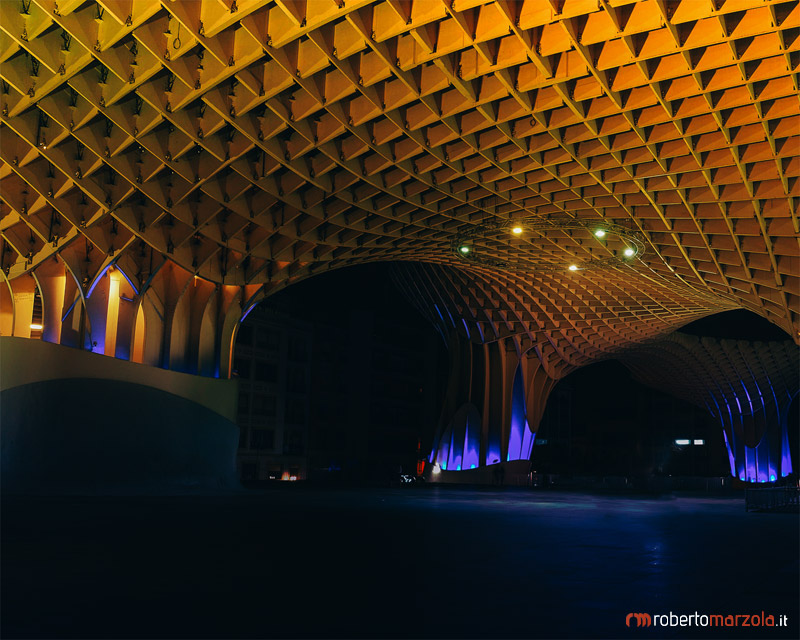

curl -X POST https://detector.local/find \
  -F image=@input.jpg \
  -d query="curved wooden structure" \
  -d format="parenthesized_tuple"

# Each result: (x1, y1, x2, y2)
(1, 0, 798, 481)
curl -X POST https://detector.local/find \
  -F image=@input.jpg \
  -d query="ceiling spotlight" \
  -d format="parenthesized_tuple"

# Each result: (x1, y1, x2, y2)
(568, 264, 579, 271)
(512, 226, 523, 235)
(594, 229, 606, 238)
(624, 247, 635, 257)
(459, 246, 470, 254)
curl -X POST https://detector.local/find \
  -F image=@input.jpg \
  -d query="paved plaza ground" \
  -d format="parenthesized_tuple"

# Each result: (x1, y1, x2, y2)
(2, 487, 797, 638)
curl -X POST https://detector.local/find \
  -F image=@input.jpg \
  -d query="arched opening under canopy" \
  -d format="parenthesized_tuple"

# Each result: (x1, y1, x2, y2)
(231, 262, 448, 483)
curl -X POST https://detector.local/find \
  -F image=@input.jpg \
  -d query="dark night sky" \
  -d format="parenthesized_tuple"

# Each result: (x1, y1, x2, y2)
(679, 308, 791, 341)
(266, 262, 437, 337)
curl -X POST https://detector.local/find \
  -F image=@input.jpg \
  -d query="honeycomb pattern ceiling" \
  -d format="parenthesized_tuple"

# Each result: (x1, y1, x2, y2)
(1, 0, 798, 344)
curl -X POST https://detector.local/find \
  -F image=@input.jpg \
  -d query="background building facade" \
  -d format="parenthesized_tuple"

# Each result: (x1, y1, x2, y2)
(233, 268, 446, 483)
(234, 306, 312, 481)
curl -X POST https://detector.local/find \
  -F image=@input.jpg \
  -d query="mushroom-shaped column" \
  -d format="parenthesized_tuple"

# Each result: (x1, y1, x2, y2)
(620, 334, 798, 483)
(429, 333, 549, 473)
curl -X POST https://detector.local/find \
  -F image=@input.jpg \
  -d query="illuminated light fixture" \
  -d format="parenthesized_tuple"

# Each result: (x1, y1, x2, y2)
(453, 217, 645, 272)
(432, 463, 441, 475)
(693, 439, 705, 445)
(674, 439, 691, 445)
(30, 323, 43, 330)
(624, 247, 635, 257)
(568, 264, 579, 271)
(769, 474, 776, 482)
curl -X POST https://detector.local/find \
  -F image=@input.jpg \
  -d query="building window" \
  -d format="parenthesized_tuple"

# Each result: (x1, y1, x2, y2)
(241, 462, 257, 481)
(255, 360, 278, 383)
(234, 359, 251, 379)
(286, 398, 306, 425)
(288, 336, 308, 362)
(284, 430, 305, 456)
(252, 394, 276, 417)
(287, 367, 306, 392)
(237, 324, 253, 347)
(239, 427, 249, 449)
(250, 429, 274, 450)
(238, 390, 250, 416)
(256, 329, 278, 351)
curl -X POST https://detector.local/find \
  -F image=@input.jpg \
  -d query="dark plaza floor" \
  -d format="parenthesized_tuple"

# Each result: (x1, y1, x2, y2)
(2, 486, 798, 639)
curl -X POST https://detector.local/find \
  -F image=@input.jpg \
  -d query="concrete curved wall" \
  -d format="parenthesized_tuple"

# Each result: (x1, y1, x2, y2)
(1, 338, 239, 494)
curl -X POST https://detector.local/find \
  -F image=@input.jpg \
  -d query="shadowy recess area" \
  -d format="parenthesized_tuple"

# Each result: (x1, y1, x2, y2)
(3, 487, 798, 639)
(535, 360, 730, 478)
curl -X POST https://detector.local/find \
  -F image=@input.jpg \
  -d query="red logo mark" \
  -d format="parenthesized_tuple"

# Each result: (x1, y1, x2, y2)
(626, 613, 652, 627)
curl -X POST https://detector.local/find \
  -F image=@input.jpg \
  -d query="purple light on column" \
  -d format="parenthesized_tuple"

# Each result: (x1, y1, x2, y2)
(85, 263, 113, 298)
(240, 304, 258, 322)
(757, 440, 771, 484)
(742, 443, 754, 482)
(722, 430, 736, 476)
(780, 413, 793, 476)
(521, 419, 535, 460)
(462, 411, 480, 470)
(447, 427, 460, 471)
(437, 427, 451, 470)
(507, 365, 526, 461)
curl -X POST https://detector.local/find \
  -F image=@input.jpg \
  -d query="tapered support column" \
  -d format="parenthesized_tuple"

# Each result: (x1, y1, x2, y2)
(9, 275, 36, 339)
(620, 334, 798, 484)
(429, 334, 556, 480)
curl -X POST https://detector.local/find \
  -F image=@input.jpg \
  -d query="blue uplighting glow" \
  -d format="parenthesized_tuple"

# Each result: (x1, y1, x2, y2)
(501, 364, 537, 462)
(715, 377, 795, 484)
(240, 303, 258, 323)
(462, 406, 481, 470)
(507, 365, 526, 461)
(85, 263, 114, 299)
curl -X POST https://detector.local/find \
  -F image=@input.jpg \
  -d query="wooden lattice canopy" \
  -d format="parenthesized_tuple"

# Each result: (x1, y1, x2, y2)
(1, 0, 798, 359)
